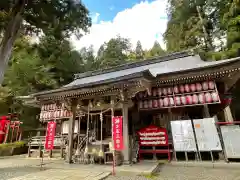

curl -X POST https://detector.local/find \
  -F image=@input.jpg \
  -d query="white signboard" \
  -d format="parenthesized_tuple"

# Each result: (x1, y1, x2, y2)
(62, 120, 78, 134)
(193, 118, 222, 151)
(171, 120, 197, 152)
(221, 125, 240, 158)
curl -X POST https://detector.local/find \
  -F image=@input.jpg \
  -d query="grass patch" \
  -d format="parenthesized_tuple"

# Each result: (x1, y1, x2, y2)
(141, 173, 159, 180)
(0, 141, 26, 149)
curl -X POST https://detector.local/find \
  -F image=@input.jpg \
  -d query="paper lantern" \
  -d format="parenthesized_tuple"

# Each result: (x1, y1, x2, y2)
(139, 101, 143, 109)
(143, 91, 148, 98)
(144, 100, 148, 109)
(196, 83, 202, 91)
(148, 89, 152, 96)
(185, 84, 190, 93)
(179, 85, 185, 93)
(57, 110, 61, 118)
(152, 88, 157, 96)
(41, 106, 44, 111)
(158, 88, 162, 96)
(153, 100, 158, 108)
(190, 84, 196, 92)
(208, 81, 215, 90)
(202, 81, 208, 90)
(181, 96, 187, 105)
(169, 97, 174, 106)
(163, 97, 169, 107)
(158, 99, 163, 107)
(205, 92, 212, 103)
(198, 93, 205, 104)
(162, 88, 168, 95)
(192, 94, 198, 104)
(174, 96, 181, 105)
(211, 92, 219, 102)
(148, 100, 153, 108)
(60, 109, 64, 118)
(138, 92, 143, 99)
(186, 95, 192, 104)
(174, 86, 179, 94)
(50, 111, 54, 119)
(167, 87, 172, 94)
(40, 112, 43, 120)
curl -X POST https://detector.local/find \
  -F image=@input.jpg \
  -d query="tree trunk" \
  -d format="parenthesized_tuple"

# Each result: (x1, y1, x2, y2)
(0, 0, 25, 85)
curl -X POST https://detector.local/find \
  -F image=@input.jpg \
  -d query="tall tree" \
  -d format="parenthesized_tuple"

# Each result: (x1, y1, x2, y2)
(0, 0, 91, 84)
(135, 41, 144, 60)
(149, 41, 165, 57)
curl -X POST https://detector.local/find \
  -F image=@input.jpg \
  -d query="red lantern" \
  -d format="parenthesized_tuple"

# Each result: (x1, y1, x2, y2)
(192, 94, 198, 104)
(139, 101, 143, 109)
(167, 87, 172, 94)
(162, 88, 168, 95)
(185, 84, 190, 93)
(163, 97, 169, 107)
(158, 99, 163, 107)
(158, 88, 162, 96)
(208, 81, 215, 90)
(152, 88, 157, 96)
(143, 100, 148, 109)
(198, 93, 205, 104)
(179, 85, 185, 93)
(190, 84, 196, 92)
(169, 97, 174, 106)
(181, 96, 187, 105)
(196, 83, 202, 91)
(205, 92, 212, 103)
(174, 86, 179, 94)
(186, 95, 192, 105)
(153, 100, 158, 108)
(148, 100, 153, 108)
(211, 92, 219, 102)
(175, 96, 181, 106)
(202, 81, 208, 91)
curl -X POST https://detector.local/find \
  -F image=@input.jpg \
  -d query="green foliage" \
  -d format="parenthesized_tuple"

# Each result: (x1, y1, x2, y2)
(0, 141, 26, 149)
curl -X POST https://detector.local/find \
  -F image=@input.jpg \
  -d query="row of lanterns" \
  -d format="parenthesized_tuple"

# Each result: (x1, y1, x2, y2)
(138, 81, 216, 98)
(41, 104, 62, 111)
(40, 110, 72, 120)
(139, 92, 220, 109)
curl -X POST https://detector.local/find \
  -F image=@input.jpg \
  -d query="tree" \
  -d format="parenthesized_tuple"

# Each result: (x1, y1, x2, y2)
(149, 41, 165, 57)
(135, 41, 144, 60)
(80, 46, 99, 71)
(0, 0, 91, 84)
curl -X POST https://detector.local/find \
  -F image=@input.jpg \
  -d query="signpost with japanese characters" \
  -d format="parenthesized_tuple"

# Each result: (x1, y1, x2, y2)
(112, 116, 123, 150)
(45, 121, 56, 150)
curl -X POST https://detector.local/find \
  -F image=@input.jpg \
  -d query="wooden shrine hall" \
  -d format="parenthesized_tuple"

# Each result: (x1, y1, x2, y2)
(23, 51, 240, 165)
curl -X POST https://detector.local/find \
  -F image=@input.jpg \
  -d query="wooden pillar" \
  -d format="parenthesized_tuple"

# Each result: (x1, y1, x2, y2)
(203, 104, 210, 118)
(223, 105, 233, 122)
(66, 98, 78, 164)
(122, 101, 130, 164)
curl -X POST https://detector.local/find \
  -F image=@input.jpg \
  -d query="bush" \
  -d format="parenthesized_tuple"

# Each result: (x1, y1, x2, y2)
(0, 141, 26, 149)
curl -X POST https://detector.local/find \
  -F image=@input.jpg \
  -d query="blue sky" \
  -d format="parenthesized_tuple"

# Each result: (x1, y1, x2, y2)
(83, 0, 156, 22)
(71, 0, 168, 52)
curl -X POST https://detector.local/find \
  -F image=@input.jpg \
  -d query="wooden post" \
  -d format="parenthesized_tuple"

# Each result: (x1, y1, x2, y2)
(122, 100, 130, 164)
(4, 122, 10, 143)
(66, 98, 78, 164)
(223, 105, 233, 122)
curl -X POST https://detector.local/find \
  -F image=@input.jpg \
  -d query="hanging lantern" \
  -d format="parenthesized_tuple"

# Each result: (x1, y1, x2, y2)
(198, 93, 205, 104)
(41, 105, 44, 111)
(184, 84, 190, 93)
(205, 92, 212, 103)
(174, 96, 181, 106)
(192, 94, 198, 104)
(50, 111, 54, 119)
(208, 81, 215, 90)
(60, 109, 64, 118)
(181, 96, 187, 105)
(153, 99, 158, 108)
(57, 110, 61, 118)
(148, 100, 153, 108)
(139, 101, 143, 109)
(158, 88, 162, 96)
(196, 83, 202, 91)
(186, 95, 192, 105)
(169, 97, 174, 106)
(40, 112, 43, 120)
(138, 92, 143, 99)
(148, 88, 152, 96)
(167, 87, 172, 94)
(179, 85, 185, 93)
(211, 92, 219, 102)
(174, 86, 179, 94)
(158, 99, 164, 107)
(190, 84, 196, 92)
(163, 97, 169, 107)
(143, 100, 148, 109)
(162, 88, 168, 95)
(202, 81, 208, 90)
(152, 88, 157, 96)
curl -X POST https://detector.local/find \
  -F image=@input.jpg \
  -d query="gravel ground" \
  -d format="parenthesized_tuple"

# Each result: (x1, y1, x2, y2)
(106, 165, 240, 180)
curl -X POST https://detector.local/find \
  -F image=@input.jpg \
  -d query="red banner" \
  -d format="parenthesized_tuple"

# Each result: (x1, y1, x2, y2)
(137, 125, 168, 146)
(112, 116, 124, 150)
(45, 121, 56, 150)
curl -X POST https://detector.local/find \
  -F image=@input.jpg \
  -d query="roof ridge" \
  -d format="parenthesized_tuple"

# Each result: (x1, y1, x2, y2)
(74, 50, 193, 80)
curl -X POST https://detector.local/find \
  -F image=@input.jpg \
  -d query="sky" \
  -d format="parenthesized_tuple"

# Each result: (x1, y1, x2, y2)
(71, 0, 168, 52)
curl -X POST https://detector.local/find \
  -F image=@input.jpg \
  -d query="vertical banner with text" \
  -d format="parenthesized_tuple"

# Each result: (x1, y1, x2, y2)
(112, 116, 124, 150)
(45, 121, 56, 150)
